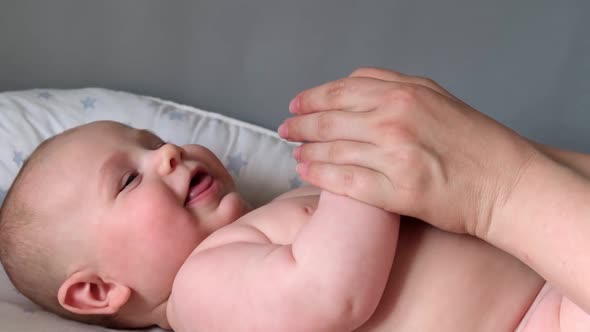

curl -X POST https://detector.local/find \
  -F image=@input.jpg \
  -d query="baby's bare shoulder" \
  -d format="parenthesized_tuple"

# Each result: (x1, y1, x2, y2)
(168, 237, 282, 332)
(517, 283, 590, 332)
(191, 222, 271, 256)
(193, 190, 319, 257)
(272, 185, 321, 201)
(168, 225, 306, 331)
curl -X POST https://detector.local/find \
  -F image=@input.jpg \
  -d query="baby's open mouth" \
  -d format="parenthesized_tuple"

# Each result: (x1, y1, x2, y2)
(185, 171, 214, 205)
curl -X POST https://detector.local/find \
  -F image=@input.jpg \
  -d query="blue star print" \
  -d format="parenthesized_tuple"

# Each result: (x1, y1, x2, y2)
(37, 91, 52, 99)
(226, 153, 248, 176)
(81, 97, 96, 110)
(289, 175, 303, 189)
(169, 111, 187, 121)
(13, 150, 25, 167)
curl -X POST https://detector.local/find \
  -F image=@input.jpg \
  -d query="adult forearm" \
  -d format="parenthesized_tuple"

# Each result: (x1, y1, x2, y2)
(532, 140, 590, 179)
(486, 154, 590, 312)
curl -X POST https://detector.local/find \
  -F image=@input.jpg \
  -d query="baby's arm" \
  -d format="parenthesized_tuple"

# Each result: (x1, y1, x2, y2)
(168, 191, 399, 332)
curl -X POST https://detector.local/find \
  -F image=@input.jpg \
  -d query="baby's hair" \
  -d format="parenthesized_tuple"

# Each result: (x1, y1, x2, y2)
(0, 129, 123, 328)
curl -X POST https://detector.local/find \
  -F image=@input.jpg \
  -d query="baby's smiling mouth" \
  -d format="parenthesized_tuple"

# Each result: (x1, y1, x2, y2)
(185, 171, 215, 205)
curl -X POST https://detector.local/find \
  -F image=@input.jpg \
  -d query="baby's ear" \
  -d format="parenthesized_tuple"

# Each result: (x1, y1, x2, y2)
(57, 270, 131, 315)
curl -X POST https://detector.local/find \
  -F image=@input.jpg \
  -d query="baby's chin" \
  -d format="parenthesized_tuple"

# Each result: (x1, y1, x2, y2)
(218, 191, 251, 224)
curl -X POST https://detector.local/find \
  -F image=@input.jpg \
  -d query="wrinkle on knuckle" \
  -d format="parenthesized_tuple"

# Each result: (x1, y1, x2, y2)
(327, 142, 341, 162)
(340, 168, 356, 188)
(327, 79, 349, 99)
(316, 113, 334, 140)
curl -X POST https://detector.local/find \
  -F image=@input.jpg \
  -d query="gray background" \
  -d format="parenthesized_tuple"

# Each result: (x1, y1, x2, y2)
(1, 0, 588, 151)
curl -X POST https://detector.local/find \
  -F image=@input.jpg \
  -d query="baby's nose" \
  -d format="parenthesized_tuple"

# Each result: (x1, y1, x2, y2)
(157, 143, 184, 175)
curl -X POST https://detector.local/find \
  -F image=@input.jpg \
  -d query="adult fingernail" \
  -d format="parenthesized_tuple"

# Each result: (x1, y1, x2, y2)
(278, 122, 289, 138)
(296, 162, 309, 177)
(289, 96, 300, 114)
(292, 146, 301, 161)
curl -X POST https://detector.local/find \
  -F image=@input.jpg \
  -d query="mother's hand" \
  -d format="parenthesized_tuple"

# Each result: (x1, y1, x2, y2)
(279, 67, 541, 236)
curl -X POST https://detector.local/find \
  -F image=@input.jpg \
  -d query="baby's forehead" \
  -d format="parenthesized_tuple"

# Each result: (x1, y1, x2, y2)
(66, 121, 153, 148)
(81, 121, 158, 140)
(5, 122, 132, 212)
(31, 121, 161, 178)
(28, 122, 136, 174)
(75, 120, 136, 138)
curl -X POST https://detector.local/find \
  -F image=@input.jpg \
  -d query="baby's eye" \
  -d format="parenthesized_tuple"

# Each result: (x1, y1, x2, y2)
(120, 172, 140, 192)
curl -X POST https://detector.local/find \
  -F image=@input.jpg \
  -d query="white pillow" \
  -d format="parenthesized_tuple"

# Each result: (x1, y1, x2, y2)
(0, 88, 301, 331)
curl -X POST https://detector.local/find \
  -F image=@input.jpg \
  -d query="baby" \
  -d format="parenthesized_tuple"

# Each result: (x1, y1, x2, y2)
(0, 120, 588, 331)
(0, 120, 398, 331)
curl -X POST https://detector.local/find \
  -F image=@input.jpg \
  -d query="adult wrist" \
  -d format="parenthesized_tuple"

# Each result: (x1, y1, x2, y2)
(482, 148, 552, 246)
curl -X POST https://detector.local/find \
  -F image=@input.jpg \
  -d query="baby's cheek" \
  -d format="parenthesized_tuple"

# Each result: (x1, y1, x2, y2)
(130, 192, 198, 242)
(133, 188, 178, 221)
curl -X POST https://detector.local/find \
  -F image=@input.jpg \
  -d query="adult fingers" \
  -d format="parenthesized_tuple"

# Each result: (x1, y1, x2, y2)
(349, 67, 459, 101)
(289, 76, 396, 115)
(295, 161, 396, 213)
(279, 110, 375, 143)
(294, 141, 383, 169)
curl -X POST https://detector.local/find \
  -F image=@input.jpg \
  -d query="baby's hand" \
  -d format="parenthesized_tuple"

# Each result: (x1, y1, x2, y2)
(280, 67, 542, 237)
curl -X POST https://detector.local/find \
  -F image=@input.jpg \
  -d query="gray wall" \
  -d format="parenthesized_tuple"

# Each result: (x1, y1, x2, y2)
(1, 0, 589, 151)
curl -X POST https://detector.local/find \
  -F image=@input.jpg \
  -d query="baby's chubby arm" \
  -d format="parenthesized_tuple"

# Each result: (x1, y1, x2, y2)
(168, 191, 399, 332)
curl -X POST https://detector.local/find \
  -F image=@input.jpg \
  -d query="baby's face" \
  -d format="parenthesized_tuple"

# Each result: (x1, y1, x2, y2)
(50, 121, 248, 311)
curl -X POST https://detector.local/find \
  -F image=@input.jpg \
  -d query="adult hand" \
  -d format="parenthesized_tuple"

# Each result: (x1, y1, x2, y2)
(278, 67, 542, 236)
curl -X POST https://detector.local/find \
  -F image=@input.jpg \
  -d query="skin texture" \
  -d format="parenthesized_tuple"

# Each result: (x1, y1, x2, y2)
(279, 67, 590, 330)
(280, 67, 537, 236)
(168, 188, 399, 332)
(41, 121, 399, 331)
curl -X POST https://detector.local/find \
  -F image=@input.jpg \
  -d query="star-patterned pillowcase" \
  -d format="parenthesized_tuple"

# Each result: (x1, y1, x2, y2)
(0, 88, 302, 207)
(0, 88, 303, 330)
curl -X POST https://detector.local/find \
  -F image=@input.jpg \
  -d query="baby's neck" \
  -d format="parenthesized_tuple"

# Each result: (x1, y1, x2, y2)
(119, 298, 171, 330)
(153, 300, 171, 330)
(164, 298, 178, 330)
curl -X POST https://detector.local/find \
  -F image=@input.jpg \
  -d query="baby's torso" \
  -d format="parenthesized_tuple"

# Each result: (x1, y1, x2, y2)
(187, 194, 549, 331)
(514, 282, 590, 332)
(231, 194, 319, 244)
(357, 221, 544, 332)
